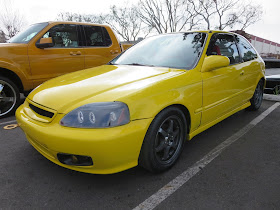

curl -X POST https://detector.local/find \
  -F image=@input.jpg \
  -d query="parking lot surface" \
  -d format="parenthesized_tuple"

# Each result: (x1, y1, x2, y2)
(0, 98, 280, 209)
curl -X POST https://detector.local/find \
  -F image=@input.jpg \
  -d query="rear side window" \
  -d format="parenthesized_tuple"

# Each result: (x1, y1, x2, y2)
(83, 25, 112, 47)
(42, 24, 80, 48)
(236, 35, 258, 62)
(207, 33, 241, 65)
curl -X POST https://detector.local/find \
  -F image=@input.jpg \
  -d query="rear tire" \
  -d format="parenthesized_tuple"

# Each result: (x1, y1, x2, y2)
(139, 107, 187, 173)
(246, 79, 264, 111)
(0, 76, 20, 118)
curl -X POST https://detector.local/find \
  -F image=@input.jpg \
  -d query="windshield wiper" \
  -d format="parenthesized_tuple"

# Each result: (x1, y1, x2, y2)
(124, 63, 155, 67)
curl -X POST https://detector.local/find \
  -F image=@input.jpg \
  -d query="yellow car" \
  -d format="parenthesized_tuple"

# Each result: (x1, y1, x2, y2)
(16, 31, 265, 174)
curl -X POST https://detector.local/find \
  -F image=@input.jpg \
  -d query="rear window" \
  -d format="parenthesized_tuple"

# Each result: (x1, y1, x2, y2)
(83, 26, 112, 47)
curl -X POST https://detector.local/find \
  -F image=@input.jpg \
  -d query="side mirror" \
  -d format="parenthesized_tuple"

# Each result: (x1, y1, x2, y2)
(35, 37, 54, 49)
(201, 55, 230, 73)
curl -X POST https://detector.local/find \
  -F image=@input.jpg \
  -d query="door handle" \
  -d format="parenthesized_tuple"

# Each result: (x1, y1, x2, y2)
(110, 50, 119, 55)
(240, 70, 244, 75)
(70, 51, 82, 56)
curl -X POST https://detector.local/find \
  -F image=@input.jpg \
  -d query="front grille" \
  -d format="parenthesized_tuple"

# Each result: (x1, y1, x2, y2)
(29, 103, 54, 118)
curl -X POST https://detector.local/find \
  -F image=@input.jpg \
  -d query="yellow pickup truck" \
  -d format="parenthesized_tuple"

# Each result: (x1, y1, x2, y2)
(0, 21, 131, 118)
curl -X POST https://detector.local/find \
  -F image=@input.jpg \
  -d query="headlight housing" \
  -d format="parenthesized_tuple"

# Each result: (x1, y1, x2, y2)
(60, 102, 130, 128)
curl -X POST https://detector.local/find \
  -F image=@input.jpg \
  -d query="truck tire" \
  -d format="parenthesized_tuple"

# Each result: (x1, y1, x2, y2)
(0, 76, 20, 118)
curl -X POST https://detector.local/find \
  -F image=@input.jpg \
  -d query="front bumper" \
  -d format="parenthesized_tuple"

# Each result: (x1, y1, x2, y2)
(16, 103, 153, 174)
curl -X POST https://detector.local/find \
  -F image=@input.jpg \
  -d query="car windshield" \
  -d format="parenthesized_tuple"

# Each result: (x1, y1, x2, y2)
(8, 22, 49, 44)
(112, 32, 207, 70)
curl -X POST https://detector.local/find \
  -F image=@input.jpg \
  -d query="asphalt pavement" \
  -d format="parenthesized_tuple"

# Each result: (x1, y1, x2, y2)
(0, 98, 279, 209)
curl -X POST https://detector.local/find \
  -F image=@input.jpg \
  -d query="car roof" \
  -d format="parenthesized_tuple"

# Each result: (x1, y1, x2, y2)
(45, 21, 109, 28)
(164, 30, 236, 35)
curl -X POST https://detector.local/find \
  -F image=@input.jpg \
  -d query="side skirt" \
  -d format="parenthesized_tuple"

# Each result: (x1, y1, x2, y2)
(188, 101, 251, 140)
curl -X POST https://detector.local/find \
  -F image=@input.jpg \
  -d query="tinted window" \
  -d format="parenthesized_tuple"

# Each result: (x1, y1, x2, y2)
(42, 24, 79, 48)
(83, 26, 112, 47)
(207, 33, 240, 65)
(112, 33, 206, 70)
(8, 22, 48, 44)
(236, 35, 258, 62)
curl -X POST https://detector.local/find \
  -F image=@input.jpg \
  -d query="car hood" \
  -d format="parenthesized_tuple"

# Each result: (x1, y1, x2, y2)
(0, 43, 27, 48)
(28, 65, 185, 113)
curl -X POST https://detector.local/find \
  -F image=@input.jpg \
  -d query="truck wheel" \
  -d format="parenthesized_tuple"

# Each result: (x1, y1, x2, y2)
(139, 107, 187, 173)
(0, 76, 20, 118)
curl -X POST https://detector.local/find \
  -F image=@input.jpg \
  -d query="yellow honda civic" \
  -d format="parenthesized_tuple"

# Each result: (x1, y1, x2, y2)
(16, 31, 265, 174)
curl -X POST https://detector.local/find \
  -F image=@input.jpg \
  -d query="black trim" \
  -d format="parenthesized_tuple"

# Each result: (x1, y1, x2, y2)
(29, 103, 54, 118)
(57, 153, 93, 166)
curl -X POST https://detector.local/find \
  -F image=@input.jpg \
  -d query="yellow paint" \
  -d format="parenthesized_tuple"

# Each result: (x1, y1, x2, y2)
(16, 30, 265, 174)
(201, 55, 230, 72)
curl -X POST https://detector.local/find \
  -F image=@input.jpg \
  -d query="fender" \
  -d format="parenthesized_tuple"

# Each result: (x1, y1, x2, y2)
(0, 60, 33, 91)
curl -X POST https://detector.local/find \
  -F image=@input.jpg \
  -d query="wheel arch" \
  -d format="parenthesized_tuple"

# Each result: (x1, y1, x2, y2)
(0, 67, 24, 92)
(154, 103, 191, 135)
(260, 76, 265, 88)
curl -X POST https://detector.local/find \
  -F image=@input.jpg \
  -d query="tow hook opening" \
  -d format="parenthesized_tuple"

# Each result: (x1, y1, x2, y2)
(57, 153, 93, 166)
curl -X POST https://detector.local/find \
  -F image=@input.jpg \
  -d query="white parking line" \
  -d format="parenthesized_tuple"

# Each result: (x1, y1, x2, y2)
(0, 120, 17, 126)
(133, 102, 280, 210)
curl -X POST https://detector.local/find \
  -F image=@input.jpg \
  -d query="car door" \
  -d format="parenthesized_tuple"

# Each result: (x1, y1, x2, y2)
(235, 35, 262, 101)
(28, 24, 85, 87)
(201, 33, 244, 126)
(81, 25, 121, 69)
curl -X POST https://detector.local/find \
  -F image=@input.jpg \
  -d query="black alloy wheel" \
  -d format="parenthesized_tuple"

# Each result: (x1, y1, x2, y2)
(139, 107, 187, 173)
(154, 116, 183, 164)
(247, 79, 264, 111)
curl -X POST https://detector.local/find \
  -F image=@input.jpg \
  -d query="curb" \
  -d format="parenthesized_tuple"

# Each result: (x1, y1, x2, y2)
(263, 94, 280, 102)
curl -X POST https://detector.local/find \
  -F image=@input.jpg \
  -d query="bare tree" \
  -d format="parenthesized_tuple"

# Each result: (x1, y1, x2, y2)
(0, 1, 26, 39)
(237, 4, 263, 30)
(0, 30, 6, 43)
(188, 0, 262, 30)
(188, 0, 217, 30)
(56, 0, 263, 41)
(138, 0, 199, 34)
(213, 0, 239, 30)
(57, 12, 104, 24)
(107, 5, 147, 41)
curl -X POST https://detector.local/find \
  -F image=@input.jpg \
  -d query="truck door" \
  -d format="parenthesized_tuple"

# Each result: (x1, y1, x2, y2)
(28, 24, 85, 87)
(81, 25, 121, 69)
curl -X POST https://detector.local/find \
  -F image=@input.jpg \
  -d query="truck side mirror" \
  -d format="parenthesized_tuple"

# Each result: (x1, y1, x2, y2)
(36, 37, 54, 49)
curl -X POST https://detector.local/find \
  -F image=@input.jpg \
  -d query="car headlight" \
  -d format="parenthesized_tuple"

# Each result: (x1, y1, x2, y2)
(60, 102, 130, 128)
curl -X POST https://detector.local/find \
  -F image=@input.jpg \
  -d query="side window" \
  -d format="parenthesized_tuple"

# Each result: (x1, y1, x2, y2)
(42, 24, 79, 48)
(236, 35, 258, 62)
(207, 33, 241, 65)
(83, 25, 112, 47)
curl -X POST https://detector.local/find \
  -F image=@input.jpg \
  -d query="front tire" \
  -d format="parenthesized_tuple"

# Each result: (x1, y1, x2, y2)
(139, 107, 187, 173)
(247, 79, 264, 111)
(0, 76, 20, 118)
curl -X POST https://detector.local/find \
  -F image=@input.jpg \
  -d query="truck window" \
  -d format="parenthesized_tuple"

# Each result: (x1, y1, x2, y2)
(83, 25, 112, 47)
(236, 35, 258, 62)
(41, 24, 80, 48)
